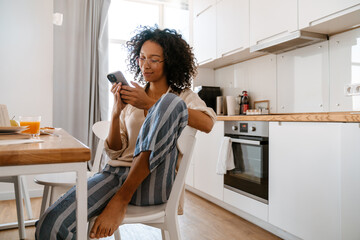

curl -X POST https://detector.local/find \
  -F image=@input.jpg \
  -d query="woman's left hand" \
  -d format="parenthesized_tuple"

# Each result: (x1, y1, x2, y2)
(120, 82, 156, 110)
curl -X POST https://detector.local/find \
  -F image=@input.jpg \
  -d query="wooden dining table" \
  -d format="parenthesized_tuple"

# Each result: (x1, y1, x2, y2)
(0, 129, 90, 239)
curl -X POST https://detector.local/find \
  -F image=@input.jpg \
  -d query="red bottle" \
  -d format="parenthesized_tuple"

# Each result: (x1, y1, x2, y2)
(241, 91, 249, 115)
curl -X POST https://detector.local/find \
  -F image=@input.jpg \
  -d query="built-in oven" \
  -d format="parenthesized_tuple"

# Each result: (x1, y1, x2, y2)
(224, 121, 269, 204)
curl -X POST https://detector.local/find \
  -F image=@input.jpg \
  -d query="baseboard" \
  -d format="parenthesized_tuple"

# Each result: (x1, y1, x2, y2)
(185, 185, 301, 240)
(0, 189, 43, 201)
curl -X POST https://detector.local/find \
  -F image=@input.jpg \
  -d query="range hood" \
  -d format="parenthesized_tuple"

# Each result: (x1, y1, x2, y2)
(250, 31, 328, 54)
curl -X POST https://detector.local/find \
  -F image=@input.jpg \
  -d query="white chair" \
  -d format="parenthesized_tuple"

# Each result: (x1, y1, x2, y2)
(0, 104, 34, 238)
(34, 121, 110, 216)
(88, 126, 197, 240)
(0, 175, 34, 239)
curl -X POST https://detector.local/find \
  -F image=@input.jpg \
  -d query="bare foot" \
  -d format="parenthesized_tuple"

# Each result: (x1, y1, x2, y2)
(89, 195, 128, 239)
(89, 151, 151, 238)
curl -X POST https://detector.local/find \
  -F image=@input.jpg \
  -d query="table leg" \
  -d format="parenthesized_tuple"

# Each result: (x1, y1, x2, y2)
(14, 176, 26, 239)
(76, 162, 87, 240)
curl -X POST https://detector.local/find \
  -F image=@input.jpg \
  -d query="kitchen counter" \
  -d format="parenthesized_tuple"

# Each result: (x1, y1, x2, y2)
(217, 112, 360, 123)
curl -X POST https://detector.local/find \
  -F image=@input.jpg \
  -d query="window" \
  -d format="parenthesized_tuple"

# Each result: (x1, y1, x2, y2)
(107, 0, 189, 119)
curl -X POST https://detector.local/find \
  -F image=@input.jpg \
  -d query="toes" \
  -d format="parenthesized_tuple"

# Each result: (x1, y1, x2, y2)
(90, 221, 100, 238)
(99, 226, 108, 238)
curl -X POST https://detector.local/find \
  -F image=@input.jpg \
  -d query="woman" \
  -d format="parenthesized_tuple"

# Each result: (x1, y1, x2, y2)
(35, 26, 216, 239)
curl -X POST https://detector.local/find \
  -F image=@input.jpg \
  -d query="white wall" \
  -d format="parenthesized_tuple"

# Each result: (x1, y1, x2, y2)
(0, 0, 53, 199)
(194, 68, 215, 87)
(215, 55, 277, 112)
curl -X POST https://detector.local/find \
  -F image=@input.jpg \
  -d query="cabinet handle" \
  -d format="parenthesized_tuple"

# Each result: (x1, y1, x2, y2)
(196, 4, 213, 17)
(221, 47, 244, 57)
(309, 5, 360, 27)
(198, 58, 213, 65)
(230, 138, 261, 146)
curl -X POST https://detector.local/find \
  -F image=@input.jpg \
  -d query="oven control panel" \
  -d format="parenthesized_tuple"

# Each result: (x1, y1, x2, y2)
(240, 123, 249, 133)
(224, 121, 269, 137)
(239, 123, 257, 133)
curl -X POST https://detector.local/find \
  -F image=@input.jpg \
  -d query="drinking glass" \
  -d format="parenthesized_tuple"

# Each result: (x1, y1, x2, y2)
(19, 116, 41, 138)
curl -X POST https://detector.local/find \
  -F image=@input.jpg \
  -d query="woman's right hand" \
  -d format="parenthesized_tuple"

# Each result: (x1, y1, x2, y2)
(111, 83, 127, 118)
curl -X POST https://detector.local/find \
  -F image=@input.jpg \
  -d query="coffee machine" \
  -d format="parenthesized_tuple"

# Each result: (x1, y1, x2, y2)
(194, 86, 221, 112)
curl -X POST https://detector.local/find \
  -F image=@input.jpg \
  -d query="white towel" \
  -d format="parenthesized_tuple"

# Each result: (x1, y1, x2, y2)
(216, 137, 235, 175)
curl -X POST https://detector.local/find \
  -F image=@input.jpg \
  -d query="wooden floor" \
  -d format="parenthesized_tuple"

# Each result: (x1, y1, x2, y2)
(0, 191, 281, 240)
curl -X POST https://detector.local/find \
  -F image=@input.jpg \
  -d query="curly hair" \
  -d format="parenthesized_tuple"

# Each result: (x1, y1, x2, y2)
(126, 26, 197, 94)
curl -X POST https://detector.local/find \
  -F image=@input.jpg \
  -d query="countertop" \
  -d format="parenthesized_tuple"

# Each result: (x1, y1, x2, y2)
(216, 112, 360, 123)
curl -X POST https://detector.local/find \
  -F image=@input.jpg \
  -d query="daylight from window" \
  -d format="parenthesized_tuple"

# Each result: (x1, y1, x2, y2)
(107, 0, 189, 119)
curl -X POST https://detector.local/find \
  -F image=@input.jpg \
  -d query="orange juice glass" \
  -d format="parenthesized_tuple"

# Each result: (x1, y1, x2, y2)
(19, 116, 41, 138)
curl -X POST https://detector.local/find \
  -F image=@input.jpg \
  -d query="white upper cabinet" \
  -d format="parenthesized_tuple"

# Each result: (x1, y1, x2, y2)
(193, 3, 216, 65)
(299, 0, 360, 34)
(216, 0, 249, 58)
(193, 0, 264, 68)
(277, 41, 329, 113)
(249, 0, 298, 47)
(329, 28, 360, 112)
(193, 0, 360, 68)
(193, 0, 216, 17)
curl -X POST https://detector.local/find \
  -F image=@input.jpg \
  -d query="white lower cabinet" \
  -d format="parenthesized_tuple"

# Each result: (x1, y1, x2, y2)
(192, 121, 224, 201)
(189, 121, 360, 240)
(340, 123, 360, 240)
(223, 188, 268, 222)
(269, 122, 342, 240)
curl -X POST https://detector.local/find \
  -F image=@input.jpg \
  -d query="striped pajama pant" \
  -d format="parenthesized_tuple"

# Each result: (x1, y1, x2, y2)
(35, 93, 188, 240)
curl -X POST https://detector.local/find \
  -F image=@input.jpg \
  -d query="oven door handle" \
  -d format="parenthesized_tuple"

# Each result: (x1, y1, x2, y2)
(230, 138, 261, 145)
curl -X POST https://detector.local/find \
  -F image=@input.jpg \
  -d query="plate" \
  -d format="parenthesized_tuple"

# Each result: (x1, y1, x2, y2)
(40, 127, 55, 133)
(40, 130, 51, 135)
(0, 126, 28, 134)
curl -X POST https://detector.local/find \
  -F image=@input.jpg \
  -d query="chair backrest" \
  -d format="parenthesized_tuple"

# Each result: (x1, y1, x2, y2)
(91, 121, 110, 173)
(166, 126, 197, 216)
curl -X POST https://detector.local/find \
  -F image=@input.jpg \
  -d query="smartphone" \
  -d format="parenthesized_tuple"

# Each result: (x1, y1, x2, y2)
(107, 71, 129, 85)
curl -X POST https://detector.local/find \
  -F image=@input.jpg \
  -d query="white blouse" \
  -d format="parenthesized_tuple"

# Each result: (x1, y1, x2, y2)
(104, 87, 216, 167)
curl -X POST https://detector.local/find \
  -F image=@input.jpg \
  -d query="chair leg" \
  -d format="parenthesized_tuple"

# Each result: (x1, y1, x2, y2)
(40, 186, 51, 216)
(50, 185, 70, 205)
(14, 176, 26, 239)
(161, 229, 167, 240)
(50, 186, 57, 205)
(87, 218, 95, 240)
(166, 217, 181, 240)
(114, 227, 121, 240)
(20, 176, 33, 219)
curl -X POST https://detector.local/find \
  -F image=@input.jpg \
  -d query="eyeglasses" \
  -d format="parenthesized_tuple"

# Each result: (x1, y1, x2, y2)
(137, 57, 165, 66)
